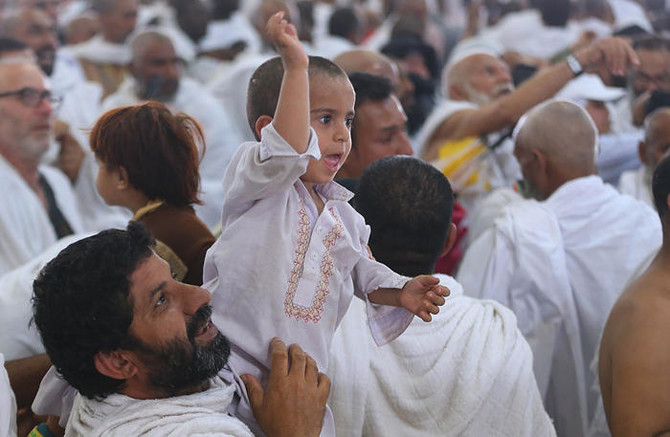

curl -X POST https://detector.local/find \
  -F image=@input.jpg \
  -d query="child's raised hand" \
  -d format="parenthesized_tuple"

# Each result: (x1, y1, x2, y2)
(266, 11, 308, 70)
(399, 275, 450, 322)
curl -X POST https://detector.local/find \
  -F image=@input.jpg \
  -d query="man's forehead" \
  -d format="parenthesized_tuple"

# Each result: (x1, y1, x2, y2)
(0, 62, 47, 90)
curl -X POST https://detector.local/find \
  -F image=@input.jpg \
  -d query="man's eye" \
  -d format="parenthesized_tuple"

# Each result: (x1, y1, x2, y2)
(319, 115, 331, 124)
(155, 295, 166, 307)
(345, 117, 354, 128)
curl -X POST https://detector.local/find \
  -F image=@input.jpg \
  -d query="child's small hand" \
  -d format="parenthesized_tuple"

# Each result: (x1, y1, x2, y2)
(399, 275, 450, 322)
(266, 11, 308, 70)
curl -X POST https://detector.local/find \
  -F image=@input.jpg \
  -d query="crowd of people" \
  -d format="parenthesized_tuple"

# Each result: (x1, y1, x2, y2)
(0, 0, 669, 436)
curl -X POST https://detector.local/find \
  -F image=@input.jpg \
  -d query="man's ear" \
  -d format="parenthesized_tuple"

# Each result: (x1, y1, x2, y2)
(254, 115, 274, 139)
(449, 83, 466, 101)
(94, 350, 138, 380)
(638, 140, 647, 164)
(440, 223, 458, 256)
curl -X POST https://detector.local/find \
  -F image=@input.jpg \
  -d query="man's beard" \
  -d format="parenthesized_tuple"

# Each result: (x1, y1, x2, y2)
(35, 45, 56, 76)
(133, 304, 230, 397)
(464, 82, 513, 106)
(137, 75, 179, 102)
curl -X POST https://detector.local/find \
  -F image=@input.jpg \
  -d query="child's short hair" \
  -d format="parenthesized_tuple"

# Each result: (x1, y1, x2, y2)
(246, 55, 349, 141)
(90, 101, 203, 207)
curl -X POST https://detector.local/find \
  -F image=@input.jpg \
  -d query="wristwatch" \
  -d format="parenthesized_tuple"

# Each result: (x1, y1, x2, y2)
(566, 54, 584, 77)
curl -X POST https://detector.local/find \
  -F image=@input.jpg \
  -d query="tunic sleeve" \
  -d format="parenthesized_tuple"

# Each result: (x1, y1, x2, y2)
(221, 123, 320, 220)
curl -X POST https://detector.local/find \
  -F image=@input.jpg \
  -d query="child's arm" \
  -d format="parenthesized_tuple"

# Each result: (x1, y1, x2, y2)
(267, 11, 310, 154)
(368, 275, 450, 322)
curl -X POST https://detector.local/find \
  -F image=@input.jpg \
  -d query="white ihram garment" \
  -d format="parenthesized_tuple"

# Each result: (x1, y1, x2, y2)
(457, 175, 661, 437)
(65, 377, 252, 437)
(0, 354, 16, 437)
(329, 274, 556, 437)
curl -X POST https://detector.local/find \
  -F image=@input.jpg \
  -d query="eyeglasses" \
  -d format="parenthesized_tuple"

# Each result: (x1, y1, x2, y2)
(0, 87, 62, 108)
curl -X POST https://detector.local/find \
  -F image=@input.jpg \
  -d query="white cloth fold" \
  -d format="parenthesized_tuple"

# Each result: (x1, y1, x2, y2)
(329, 274, 556, 436)
(64, 377, 253, 437)
(0, 354, 17, 437)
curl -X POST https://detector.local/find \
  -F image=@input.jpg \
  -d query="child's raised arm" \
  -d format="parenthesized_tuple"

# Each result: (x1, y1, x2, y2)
(267, 11, 310, 154)
(368, 275, 450, 322)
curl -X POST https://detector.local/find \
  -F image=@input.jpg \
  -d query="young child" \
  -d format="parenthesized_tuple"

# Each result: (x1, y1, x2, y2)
(203, 13, 449, 435)
(91, 102, 216, 285)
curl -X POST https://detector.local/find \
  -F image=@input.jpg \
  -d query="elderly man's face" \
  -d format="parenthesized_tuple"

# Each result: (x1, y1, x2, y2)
(643, 120, 670, 168)
(100, 0, 138, 44)
(630, 49, 670, 98)
(463, 54, 514, 105)
(0, 63, 53, 162)
(10, 10, 58, 76)
(342, 95, 412, 179)
(131, 39, 181, 102)
(126, 253, 230, 396)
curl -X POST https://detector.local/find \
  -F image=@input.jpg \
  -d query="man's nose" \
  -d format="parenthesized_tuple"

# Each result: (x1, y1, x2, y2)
(180, 285, 211, 315)
(396, 132, 413, 155)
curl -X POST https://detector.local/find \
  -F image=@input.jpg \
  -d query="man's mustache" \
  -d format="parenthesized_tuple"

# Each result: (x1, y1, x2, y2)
(187, 304, 213, 341)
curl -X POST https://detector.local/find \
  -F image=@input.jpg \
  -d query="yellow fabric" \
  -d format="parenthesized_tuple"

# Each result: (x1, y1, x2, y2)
(431, 136, 490, 192)
(133, 199, 165, 221)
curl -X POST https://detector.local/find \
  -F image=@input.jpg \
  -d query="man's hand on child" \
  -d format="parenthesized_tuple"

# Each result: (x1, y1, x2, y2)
(267, 11, 308, 70)
(400, 275, 450, 322)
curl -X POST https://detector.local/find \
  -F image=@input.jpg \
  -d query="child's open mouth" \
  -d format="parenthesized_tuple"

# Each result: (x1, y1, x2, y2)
(323, 154, 342, 173)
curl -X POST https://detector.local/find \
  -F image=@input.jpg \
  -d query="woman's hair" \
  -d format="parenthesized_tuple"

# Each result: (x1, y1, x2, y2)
(90, 101, 203, 206)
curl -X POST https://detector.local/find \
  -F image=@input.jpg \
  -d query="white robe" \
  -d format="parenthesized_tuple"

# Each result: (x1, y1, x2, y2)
(102, 76, 241, 228)
(62, 35, 130, 65)
(65, 377, 253, 437)
(618, 165, 653, 209)
(0, 354, 17, 437)
(328, 274, 557, 437)
(0, 156, 85, 277)
(0, 233, 90, 361)
(457, 175, 662, 437)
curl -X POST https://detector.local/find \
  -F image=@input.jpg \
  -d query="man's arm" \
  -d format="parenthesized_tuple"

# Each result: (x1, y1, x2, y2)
(424, 37, 638, 159)
(241, 339, 330, 437)
(5, 354, 51, 410)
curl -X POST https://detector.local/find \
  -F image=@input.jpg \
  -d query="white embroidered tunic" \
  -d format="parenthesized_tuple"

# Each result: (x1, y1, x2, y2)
(203, 124, 413, 382)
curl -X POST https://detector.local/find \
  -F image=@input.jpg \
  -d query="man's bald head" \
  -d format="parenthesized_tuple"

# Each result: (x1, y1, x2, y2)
(514, 101, 598, 199)
(334, 49, 405, 98)
(445, 53, 513, 104)
(640, 108, 670, 168)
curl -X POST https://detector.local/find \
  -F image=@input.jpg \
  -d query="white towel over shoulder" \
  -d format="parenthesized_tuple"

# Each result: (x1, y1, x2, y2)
(329, 274, 555, 436)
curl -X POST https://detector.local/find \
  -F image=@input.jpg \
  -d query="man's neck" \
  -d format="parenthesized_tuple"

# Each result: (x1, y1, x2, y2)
(122, 378, 211, 400)
(2, 151, 42, 193)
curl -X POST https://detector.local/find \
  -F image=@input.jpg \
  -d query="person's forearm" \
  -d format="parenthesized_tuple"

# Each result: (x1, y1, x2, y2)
(6, 354, 51, 409)
(273, 66, 310, 154)
(367, 288, 402, 307)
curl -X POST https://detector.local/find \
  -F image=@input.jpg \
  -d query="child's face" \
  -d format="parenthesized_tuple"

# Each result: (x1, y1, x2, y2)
(301, 74, 355, 185)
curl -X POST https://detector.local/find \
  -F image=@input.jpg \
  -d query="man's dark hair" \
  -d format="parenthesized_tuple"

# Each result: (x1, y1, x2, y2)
(246, 55, 348, 140)
(32, 222, 154, 400)
(211, 0, 239, 20)
(355, 156, 454, 277)
(538, 0, 570, 27)
(633, 34, 670, 52)
(0, 37, 28, 55)
(653, 154, 670, 219)
(328, 7, 359, 40)
(348, 72, 393, 149)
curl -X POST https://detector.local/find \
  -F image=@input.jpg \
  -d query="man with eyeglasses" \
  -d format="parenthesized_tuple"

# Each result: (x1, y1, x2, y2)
(610, 35, 670, 133)
(101, 30, 242, 229)
(0, 59, 86, 276)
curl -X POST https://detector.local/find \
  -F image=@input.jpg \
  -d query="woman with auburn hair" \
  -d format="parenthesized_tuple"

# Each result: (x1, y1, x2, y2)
(90, 101, 215, 285)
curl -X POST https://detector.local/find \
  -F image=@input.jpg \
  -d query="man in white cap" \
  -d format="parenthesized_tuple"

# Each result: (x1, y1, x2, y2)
(415, 36, 638, 215)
